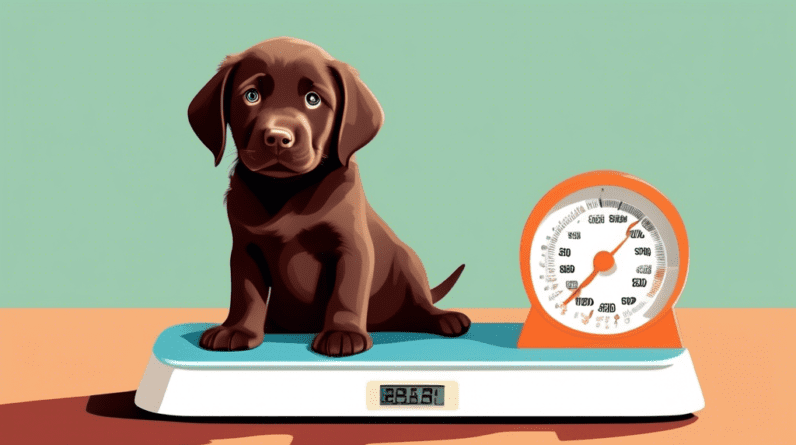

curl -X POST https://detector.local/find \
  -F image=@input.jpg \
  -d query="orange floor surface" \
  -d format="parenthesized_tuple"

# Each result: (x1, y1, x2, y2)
(1, 308, 793, 444)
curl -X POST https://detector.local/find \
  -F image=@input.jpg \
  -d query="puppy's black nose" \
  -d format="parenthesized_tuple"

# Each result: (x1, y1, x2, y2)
(264, 127, 294, 149)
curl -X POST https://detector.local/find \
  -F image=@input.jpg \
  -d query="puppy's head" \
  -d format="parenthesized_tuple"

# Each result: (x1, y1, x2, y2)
(188, 37, 384, 177)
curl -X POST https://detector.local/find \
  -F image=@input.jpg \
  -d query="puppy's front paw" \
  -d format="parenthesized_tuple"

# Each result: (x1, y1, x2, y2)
(432, 311, 471, 337)
(199, 325, 263, 351)
(312, 330, 373, 357)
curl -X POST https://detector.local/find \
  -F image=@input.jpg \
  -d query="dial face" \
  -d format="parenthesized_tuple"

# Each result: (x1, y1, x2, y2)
(528, 185, 681, 335)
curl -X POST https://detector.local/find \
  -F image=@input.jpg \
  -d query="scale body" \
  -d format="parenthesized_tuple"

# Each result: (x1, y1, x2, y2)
(135, 323, 703, 417)
(136, 170, 704, 417)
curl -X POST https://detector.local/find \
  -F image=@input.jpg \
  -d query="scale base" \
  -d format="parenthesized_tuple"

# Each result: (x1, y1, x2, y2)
(135, 323, 704, 417)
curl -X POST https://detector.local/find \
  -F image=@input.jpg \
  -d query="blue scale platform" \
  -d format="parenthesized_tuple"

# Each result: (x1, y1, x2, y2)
(153, 323, 686, 368)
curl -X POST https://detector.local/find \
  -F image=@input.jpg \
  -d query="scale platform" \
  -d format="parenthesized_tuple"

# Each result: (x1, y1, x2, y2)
(135, 323, 704, 417)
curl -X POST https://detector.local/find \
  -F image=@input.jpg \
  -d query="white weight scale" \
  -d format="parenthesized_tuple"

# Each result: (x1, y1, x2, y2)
(135, 322, 703, 417)
(135, 171, 705, 417)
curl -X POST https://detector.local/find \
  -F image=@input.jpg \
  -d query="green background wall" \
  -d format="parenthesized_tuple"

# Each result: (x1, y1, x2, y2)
(2, 1, 794, 308)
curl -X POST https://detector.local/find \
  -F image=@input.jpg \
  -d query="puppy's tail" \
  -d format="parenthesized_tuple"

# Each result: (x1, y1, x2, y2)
(431, 264, 465, 304)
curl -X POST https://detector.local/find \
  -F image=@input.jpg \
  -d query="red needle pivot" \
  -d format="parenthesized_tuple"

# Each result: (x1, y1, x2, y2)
(562, 220, 640, 306)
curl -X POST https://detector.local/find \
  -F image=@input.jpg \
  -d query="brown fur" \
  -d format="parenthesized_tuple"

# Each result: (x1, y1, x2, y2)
(188, 37, 470, 357)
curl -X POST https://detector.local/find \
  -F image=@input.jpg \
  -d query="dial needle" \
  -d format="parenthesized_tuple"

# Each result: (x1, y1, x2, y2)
(563, 220, 640, 306)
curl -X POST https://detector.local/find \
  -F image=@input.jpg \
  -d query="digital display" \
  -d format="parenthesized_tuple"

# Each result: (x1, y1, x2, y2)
(379, 385, 444, 406)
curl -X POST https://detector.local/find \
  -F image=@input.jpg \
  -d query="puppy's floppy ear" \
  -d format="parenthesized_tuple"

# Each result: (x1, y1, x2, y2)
(188, 61, 238, 167)
(329, 60, 385, 166)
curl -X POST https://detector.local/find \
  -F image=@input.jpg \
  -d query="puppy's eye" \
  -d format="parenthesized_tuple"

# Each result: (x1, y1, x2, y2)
(244, 89, 259, 103)
(305, 91, 321, 109)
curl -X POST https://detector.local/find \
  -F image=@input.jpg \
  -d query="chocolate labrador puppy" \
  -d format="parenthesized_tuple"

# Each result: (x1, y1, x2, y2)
(188, 37, 470, 357)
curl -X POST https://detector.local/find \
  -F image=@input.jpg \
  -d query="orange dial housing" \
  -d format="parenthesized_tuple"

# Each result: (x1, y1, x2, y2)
(517, 171, 690, 348)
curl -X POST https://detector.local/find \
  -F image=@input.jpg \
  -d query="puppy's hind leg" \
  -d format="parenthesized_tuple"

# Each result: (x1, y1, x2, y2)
(396, 248, 471, 337)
